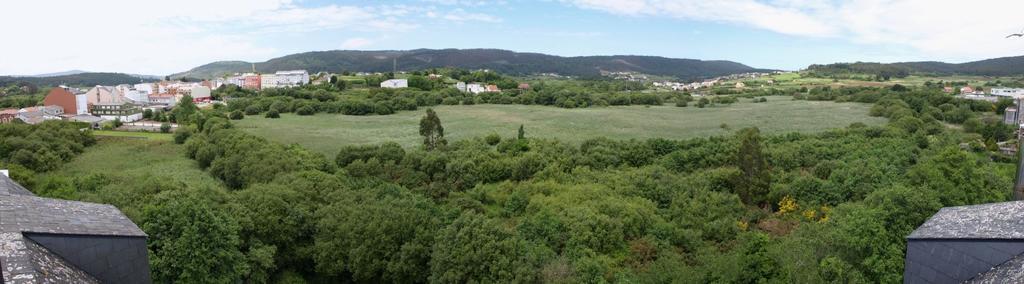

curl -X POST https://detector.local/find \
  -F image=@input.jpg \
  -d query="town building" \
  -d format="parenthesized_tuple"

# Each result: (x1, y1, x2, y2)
(190, 86, 212, 102)
(242, 73, 261, 90)
(148, 94, 179, 107)
(467, 83, 486, 94)
(990, 88, 1024, 98)
(960, 86, 975, 95)
(0, 172, 151, 283)
(381, 79, 408, 89)
(16, 106, 63, 124)
(0, 108, 17, 124)
(269, 70, 310, 88)
(43, 86, 88, 115)
(91, 102, 143, 122)
(83, 86, 123, 105)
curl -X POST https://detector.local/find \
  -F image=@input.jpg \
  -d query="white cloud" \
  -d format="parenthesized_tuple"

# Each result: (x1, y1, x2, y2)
(565, 0, 1024, 61)
(441, 9, 503, 23)
(0, 1, 417, 75)
(341, 38, 375, 49)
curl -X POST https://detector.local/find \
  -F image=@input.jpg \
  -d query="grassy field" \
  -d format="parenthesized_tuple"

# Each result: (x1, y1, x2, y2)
(44, 138, 219, 190)
(92, 130, 173, 141)
(235, 96, 886, 155)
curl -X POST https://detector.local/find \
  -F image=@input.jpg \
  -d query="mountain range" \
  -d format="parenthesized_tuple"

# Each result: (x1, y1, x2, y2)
(0, 73, 158, 88)
(170, 49, 768, 81)
(808, 56, 1024, 77)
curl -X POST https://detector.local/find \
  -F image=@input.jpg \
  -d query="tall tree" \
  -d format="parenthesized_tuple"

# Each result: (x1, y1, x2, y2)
(419, 108, 446, 150)
(735, 127, 771, 207)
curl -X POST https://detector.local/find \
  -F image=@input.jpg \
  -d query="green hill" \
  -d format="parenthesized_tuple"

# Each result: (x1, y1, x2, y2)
(0, 72, 157, 87)
(807, 56, 1024, 77)
(171, 49, 766, 80)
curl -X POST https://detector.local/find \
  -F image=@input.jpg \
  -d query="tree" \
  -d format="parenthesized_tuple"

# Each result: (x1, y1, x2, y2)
(419, 108, 445, 150)
(173, 95, 198, 123)
(518, 124, 525, 140)
(143, 108, 154, 119)
(430, 213, 549, 283)
(173, 126, 192, 144)
(736, 127, 771, 206)
(160, 122, 171, 133)
(143, 188, 247, 283)
(112, 117, 123, 128)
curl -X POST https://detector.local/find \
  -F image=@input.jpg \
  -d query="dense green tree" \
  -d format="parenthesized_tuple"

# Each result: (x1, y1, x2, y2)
(420, 108, 446, 150)
(735, 127, 771, 206)
(143, 188, 247, 283)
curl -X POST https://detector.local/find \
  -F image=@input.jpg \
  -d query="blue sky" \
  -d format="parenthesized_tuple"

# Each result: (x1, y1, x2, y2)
(2, 0, 1023, 75)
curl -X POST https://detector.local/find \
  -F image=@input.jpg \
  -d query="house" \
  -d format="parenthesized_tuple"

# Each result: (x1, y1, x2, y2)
(0, 172, 152, 283)
(455, 82, 467, 92)
(381, 79, 408, 89)
(17, 106, 63, 124)
(43, 86, 88, 115)
(518, 83, 530, 90)
(467, 83, 486, 94)
(943, 86, 954, 93)
(960, 86, 975, 95)
(485, 85, 500, 93)
(904, 201, 1024, 283)
(0, 108, 17, 123)
(735, 82, 746, 88)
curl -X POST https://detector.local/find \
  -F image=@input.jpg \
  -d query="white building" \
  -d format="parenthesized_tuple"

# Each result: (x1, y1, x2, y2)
(274, 70, 309, 87)
(466, 83, 486, 94)
(455, 82, 467, 92)
(381, 79, 408, 89)
(134, 83, 155, 95)
(991, 88, 1024, 98)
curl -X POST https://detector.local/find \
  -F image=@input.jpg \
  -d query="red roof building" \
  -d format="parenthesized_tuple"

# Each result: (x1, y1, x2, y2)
(43, 87, 80, 114)
(0, 108, 17, 124)
(486, 85, 500, 92)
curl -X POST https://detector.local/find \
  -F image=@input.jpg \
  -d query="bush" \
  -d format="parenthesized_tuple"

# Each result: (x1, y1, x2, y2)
(485, 133, 502, 146)
(265, 110, 280, 118)
(675, 100, 688, 107)
(229, 110, 245, 120)
(244, 105, 262, 115)
(173, 126, 192, 144)
(296, 106, 316, 116)
(160, 123, 172, 133)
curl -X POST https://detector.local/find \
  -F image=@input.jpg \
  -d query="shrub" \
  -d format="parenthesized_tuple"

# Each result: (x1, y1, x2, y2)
(160, 123, 171, 133)
(485, 133, 501, 146)
(244, 105, 261, 115)
(173, 126, 192, 144)
(229, 110, 245, 120)
(296, 106, 316, 116)
(265, 109, 280, 118)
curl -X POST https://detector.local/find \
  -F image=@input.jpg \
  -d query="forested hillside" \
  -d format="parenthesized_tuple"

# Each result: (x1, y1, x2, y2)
(807, 56, 1024, 77)
(171, 49, 764, 80)
(3, 83, 1016, 283)
(0, 72, 157, 87)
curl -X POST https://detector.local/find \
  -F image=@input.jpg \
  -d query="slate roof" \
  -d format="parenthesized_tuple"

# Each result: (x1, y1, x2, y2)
(907, 201, 1024, 239)
(0, 177, 33, 196)
(966, 254, 1024, 284)
(0, 174, 147, 283)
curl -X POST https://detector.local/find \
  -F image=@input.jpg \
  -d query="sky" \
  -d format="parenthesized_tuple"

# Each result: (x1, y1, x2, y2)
(3, 0, 1024, 76)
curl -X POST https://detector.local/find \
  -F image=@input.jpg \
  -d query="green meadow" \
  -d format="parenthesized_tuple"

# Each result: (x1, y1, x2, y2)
(235, 96, 886, 155)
